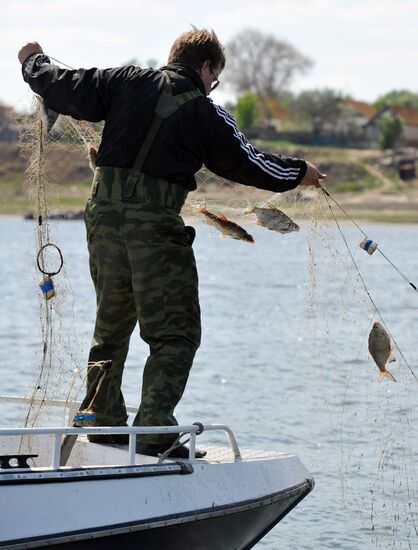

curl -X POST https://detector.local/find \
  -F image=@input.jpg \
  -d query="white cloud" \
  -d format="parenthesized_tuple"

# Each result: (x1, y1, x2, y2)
(2, 0, 418, 108)
(5, 0, 175, 21)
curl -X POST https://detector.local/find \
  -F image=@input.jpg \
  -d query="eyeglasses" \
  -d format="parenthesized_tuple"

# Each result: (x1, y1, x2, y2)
(209, 65, 220, 92)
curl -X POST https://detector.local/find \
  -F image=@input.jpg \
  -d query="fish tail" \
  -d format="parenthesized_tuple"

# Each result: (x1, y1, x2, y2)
(378, 369, 397, 382)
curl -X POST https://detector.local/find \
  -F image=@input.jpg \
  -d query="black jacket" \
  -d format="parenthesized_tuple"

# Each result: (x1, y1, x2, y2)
(22, 54, 307, 192)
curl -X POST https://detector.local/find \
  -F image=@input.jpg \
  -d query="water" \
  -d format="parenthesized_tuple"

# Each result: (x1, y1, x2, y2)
(1, 216, 418, 549)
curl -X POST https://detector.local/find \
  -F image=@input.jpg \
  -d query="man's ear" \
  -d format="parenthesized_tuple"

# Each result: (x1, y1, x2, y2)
(199, 59, 211, 74)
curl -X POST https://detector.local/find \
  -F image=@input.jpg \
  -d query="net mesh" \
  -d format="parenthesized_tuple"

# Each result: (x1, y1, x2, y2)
(16, 97, 418, 548)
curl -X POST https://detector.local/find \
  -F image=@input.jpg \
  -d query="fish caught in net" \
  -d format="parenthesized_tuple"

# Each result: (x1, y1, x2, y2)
(16, 90, 418, 549)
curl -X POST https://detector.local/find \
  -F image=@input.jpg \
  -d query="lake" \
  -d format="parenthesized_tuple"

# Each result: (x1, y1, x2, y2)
(0, 215, 417, 549)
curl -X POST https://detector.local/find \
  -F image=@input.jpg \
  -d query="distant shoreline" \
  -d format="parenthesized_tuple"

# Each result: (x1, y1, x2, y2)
(1, 140, 417, 222)
(2, 188, 418, 223)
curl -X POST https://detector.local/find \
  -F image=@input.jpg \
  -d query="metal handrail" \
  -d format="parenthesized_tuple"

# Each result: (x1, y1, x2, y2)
(0, 424, 242, 468)
(0, 395, 139, 414)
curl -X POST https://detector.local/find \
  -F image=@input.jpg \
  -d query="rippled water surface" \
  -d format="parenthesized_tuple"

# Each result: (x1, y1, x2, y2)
(1, 216, 417, 549)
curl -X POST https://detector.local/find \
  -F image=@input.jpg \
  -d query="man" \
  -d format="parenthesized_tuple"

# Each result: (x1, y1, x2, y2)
(19, 28, 325, 459)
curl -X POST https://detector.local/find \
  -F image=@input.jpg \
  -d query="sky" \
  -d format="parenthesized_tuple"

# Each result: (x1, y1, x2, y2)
(2, 0, 417, 111)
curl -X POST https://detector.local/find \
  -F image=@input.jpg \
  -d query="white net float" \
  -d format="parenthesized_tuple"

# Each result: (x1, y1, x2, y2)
(360, 237, 378, 255)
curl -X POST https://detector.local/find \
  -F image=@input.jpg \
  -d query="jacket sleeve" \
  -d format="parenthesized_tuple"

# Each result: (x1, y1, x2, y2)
(204, 100, 307, 193)
(21, 53, 122, 122)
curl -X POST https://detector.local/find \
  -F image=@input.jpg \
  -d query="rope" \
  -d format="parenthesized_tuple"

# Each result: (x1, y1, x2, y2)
(323, 192, 418, 384)
(46, 55, 75, 71)
(84, 361, 112, 411)
(320, 184, 418, 295)
(157, 433, 190, 464)
(20, 86, 64, 436)
(36, 243, 64, 276)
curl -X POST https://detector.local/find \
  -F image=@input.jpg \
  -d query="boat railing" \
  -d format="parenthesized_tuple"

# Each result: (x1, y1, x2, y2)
(0, 395, 140, 420)
(0, 396, 241, 467)
(0, 424, 241, 467)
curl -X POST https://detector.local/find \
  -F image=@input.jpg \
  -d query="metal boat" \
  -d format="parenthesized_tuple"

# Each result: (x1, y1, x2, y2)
(0, 396, 314, 549)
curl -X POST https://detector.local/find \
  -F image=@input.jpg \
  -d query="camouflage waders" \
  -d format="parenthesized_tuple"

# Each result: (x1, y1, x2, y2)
(85, 167, 201, 444)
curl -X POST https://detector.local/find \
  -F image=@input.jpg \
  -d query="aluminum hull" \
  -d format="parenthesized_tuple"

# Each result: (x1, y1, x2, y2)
(2, 481, 312, 549)
(0, 400, 314, 549)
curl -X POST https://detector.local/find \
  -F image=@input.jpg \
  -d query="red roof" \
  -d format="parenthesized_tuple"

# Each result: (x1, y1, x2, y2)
(390, 105, 418, 127)
(342, 99, 377, 118)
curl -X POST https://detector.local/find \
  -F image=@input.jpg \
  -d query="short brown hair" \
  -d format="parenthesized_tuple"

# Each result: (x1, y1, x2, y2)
(168, 27, 225, 71)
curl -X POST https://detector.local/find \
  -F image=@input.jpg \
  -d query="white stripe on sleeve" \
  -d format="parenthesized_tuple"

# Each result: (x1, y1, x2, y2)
(211, 101, 301, 181)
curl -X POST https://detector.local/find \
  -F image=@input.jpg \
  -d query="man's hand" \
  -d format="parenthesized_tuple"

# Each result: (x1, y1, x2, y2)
(299, 161, 326, 188)
(18, 42, 43, 65)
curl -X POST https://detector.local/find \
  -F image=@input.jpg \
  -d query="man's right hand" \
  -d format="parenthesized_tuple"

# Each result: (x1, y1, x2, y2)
(18, 42, 43, 65)
(299, 161, 326, 188)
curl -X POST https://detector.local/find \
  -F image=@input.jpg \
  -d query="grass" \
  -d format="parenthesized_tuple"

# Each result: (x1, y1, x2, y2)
(0, 179, 91, 215)
(48, 181, 91, 209)
(258, 140, 354, 162)
(257, 138, 304, 149)
(1, 144, 417, 224)
(331, 174, 382, 193)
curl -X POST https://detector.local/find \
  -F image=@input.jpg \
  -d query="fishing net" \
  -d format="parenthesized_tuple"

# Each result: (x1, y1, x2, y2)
(303, 193, 418, 548)
(17, 100, 93, 434)
(17, 91, 418, 548)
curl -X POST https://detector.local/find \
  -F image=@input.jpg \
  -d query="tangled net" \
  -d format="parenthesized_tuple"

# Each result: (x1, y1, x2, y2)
(17, 96, 418, 548)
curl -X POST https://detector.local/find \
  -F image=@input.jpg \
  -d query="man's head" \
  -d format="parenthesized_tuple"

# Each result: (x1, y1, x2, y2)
(168, 27, 225, 95)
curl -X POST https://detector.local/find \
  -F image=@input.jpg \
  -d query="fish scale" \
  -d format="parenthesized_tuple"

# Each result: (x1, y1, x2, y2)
(252, 207, 300, 234)
(368, 321, 396, 382)
(199, 207, 254, 243)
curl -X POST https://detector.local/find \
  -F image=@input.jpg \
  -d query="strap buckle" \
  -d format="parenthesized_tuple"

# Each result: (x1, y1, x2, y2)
(122, 172, 143, 200)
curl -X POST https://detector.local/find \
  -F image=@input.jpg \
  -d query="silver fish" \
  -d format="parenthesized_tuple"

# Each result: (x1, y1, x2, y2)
(252, 207, 300, 234)
(200, 208, 254, 243)
(368, 321, 396, 382)
(88, 146, 97, 173)
(37, 96, 59, 134)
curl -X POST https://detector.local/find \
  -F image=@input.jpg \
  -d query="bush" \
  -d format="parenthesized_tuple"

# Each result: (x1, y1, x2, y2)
(377, 111, 404, 149)
(236, 93, 258, 131)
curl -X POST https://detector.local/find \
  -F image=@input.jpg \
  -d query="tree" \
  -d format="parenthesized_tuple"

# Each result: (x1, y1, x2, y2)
(224, 29, 312, 118)
(235, 92, 258, 131)
(122, 57, 140, 67)
(121, 58, 159, 68)
(293, 89, 343, 135)
(377, 110, 404, 149)
(375, 90, 418, 110)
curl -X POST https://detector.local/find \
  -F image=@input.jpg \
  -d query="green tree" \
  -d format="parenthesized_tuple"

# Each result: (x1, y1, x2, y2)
(236, 93, 258, 131)
(121, 58, 159, 68)
(375, 90, 418, 109)
(377, 110, 404, 149)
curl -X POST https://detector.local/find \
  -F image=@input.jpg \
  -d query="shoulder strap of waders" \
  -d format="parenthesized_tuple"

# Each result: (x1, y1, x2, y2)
(131, 70, 203, 173)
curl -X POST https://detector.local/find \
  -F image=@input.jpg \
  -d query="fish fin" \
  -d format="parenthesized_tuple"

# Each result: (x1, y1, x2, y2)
(199, 207, 206, 213)
(378, 370, 397, 382)
(388, 354, 396, 363)
(219, 214, 228, 221)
